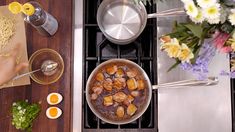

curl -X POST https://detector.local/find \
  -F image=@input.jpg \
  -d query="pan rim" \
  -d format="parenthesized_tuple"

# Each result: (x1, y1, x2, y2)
(85, 59, 152, 125)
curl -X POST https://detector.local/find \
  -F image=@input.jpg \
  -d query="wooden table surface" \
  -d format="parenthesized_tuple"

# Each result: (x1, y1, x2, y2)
(0, 0, 73, 132)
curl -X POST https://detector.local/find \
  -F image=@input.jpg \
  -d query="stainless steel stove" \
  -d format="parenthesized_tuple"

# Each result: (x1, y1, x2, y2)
(73, 0, 233, 132)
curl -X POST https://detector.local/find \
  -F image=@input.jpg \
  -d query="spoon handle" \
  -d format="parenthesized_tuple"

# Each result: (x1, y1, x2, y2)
(13, 69, 41, 80)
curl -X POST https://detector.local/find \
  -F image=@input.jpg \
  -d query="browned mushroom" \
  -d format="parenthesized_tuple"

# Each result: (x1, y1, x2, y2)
(126, 69, 137, 78)
(127, 104, 137, 116)
(116, 106, 125, 118)
(95, 72, 104, 82)
(127, 78, 137, 91)
(137, 79, 145, 90)
(123, 95, 134, 106)
(106, 65, 118, 75)
(103, 95, 113, 106)
(115, 68, 125, 78)
(103, 78, 113, 91)
(113, 92, 127, 103)
(131, 91, 140, 97)
(92, 85, 103, 95)
(91, 93, 98, 100)
(113, 78, 126, 90)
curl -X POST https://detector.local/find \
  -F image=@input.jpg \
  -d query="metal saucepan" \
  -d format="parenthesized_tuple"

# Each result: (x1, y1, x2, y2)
(86, 59, 218, 124)
(97, 0, 185, 45)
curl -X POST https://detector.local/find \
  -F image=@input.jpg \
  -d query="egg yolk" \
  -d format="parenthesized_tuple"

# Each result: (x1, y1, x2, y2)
(50, 94, 59, 104)
(49, 108, 58, 117)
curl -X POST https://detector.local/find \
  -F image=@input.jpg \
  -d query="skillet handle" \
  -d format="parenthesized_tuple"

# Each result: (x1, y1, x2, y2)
(147, 8, 186, 18)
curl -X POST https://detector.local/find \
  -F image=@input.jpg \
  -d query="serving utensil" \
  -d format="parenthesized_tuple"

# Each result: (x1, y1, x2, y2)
(13, 61, 58, 80)
(152, 76, 219, 89)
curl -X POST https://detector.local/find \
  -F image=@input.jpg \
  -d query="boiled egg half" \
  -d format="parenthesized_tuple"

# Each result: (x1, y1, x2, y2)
(47, 93, 63, 105)
(46, 107, 62, 119)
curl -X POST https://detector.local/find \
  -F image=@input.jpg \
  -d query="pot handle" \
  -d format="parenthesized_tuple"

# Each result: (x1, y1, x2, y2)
(147, 7, 186, 19)
(152, 77, 219, 89)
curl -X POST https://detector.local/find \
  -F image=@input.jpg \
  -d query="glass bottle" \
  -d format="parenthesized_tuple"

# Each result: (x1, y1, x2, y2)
(23, 1, 58, 36)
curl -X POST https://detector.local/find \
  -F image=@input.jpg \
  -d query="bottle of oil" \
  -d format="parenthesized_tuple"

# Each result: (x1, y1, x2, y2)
(23, 1, 58, 36)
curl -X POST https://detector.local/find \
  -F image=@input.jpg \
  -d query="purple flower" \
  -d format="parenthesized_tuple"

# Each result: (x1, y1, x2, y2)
(180, 42, 216, 80)
(220, 70, 235, 78)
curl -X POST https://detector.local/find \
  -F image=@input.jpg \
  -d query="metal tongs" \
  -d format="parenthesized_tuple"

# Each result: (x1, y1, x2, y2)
(152, 77, 219, 89)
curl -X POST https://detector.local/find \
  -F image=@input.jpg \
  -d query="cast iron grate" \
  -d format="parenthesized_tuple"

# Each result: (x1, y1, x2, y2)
(82, 0, 158, 131)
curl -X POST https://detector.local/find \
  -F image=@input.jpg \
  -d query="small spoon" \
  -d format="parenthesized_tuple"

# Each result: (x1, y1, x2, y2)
(13, 61, 58, 80)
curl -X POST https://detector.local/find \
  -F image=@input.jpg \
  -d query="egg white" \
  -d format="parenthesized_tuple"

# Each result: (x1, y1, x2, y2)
(47, 93, 63, 105)
(46, 107, 62, 119)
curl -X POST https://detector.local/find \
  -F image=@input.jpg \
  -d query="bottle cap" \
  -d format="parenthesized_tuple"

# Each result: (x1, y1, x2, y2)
(22, 3, 35, 16)
(8, 2, 22, 14)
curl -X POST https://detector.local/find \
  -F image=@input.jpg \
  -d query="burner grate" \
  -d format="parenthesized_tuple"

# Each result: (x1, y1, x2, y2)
(82, 0, 158, 131)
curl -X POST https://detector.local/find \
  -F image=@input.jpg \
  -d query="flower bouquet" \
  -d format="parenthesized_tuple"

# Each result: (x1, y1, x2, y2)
(158, 0, 235, 79)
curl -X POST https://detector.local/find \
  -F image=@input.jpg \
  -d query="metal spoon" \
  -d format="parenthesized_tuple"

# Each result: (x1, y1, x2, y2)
(13, 61, 58, 80)
(152, 77, 219, 89)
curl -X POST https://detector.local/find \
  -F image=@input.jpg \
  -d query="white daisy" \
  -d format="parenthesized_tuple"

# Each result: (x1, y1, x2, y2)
(229, 9, 235, 25)
(219, 8, 228, 24)
(180, 0, 193, 4)
(184, 1, 199, 17)
(207, 17, 220, 24)
(190, 8, 205, 23)
(196, 0, 217, 8)
(203, 4, 221, 19)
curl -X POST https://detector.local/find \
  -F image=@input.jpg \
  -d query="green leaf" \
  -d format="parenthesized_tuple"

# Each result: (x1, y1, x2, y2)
(184, 24, 203, 38)
(167, 60, 181, 72)
(11, 101, 40, 132)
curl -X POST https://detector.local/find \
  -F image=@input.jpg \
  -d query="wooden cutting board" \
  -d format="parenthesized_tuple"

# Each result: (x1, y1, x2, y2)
(0, 6, 30, 89)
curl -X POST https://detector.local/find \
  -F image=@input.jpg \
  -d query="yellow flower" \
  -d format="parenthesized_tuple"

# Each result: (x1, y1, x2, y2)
(178, 44, 194, 62)
(230, 39, 235, 51)
(231, 59, 235, 71)
(184, 1, 199, 17)
(161, 38, 181, 58)
(160, 36, 171, 43)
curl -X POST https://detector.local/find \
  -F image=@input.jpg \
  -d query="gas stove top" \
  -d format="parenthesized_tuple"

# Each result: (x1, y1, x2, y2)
(73, 0, 234, 132)
(81, 0, 157, 131)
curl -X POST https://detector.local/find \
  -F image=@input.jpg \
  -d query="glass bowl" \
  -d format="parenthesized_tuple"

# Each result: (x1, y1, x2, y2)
(29, 48, 64, 85)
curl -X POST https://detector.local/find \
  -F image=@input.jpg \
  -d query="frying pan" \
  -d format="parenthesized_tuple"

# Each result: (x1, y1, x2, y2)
(97, 0, 185, 45)
(86, 59, 218, 124)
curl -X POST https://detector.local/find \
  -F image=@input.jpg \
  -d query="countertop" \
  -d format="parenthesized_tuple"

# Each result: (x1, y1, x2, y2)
(157, 1, 232, 132)
(0, 0, 73, 132)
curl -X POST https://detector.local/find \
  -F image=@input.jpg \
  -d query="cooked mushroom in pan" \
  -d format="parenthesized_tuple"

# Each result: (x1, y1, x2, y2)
(127, 78, 138, 91)
(113, 78, 126, 90)
(103, 95, 113, 106)
(103, 78, 113, 91)
(113, 92, 127, 103)
(116, 106, 125, 118)
(106, 65, 118, 75)
(127, 104, 137, 116)
(96, 72, 104, 82)
(89, 63, 147, 121)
